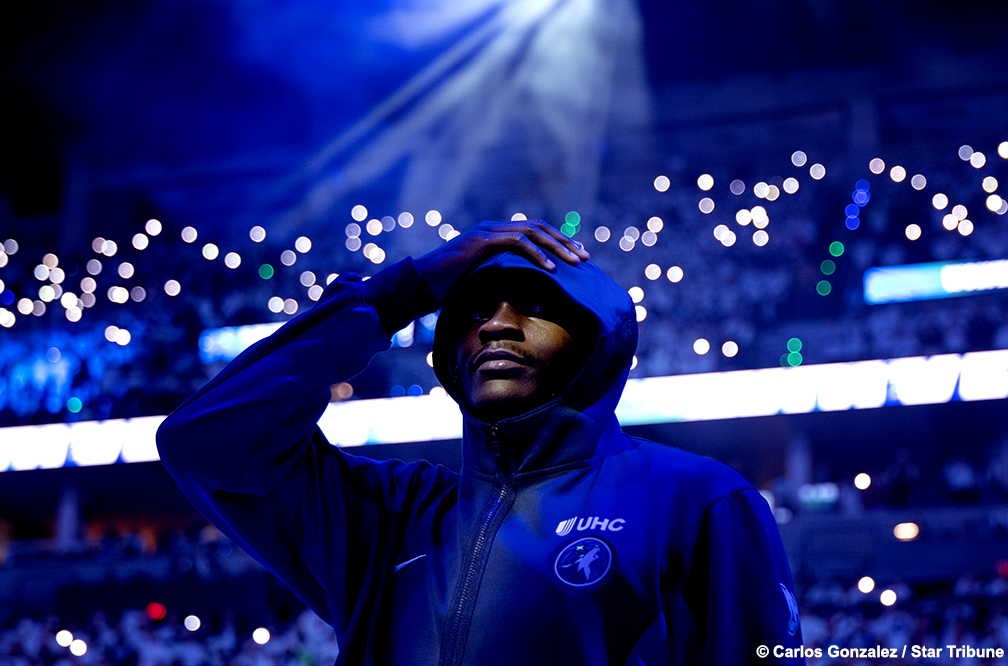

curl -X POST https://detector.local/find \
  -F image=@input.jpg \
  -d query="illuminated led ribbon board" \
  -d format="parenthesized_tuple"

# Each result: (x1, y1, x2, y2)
(1, 350, 1007, 472)
(864, 258, 1008, 304)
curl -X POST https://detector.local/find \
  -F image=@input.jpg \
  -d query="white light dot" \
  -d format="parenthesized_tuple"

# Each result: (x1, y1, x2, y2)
(932, 193, 948, 210)
(430, 386, 447, 397)
(268, 297, 283, 313)
(594, 226, 611, 242)
(438, 224, 454, 240)
(87, 259, 102, 275)
(280, 250, 297, 266)
(201, 243, 219, 260)
(250, 226, 266, 243)
(327, 273, 339, 284)
(105, 326, 119, 342)
(425, 210, 442, 226)
(791, 151, 807, 167)
(398, 212, 414, 228)
(698, 197, 715, 214)
(346, 237, 362, 252)
(910, 174, 926, 190)
(654, 175, 670, 192)
(667, 266, 683, 283)
(645, 264, 662, 281)
(736, 209, 752, 226)
(181, 227, 198, 243)
(115, 329, 131, 346)
(783, 177, 799, 194)
(959, 145, 974, 161)
(56, 630, 73, 647)
(39, 285, 55, 302)
(869, 158, 885, 174)
(32, 300, 46, 316)
(283, 298, 298, 315)
(0, 308, 13, 328)
(618, 236, 635, 252)
(43, 253, 58, 269)
(164, 280, 181, 296)
(184, 616, 201, 632)
(81, 293, 95, 308)
(628, 286, 644, 303)
(754, 182, 769, 198)
(511, 212, 527, 221)
(810, 164, 826, 180)
(722, 341, 738, 357)
(751, 206, 768, 227)
(119, 262, 135, 278)
(952, 204, 968, 220)
(942, 214, 958, 230)
(92, 237, 105, 253)
(308, 285, 323, 301)
(635, 305, 647, 322)
(34, 264, 51, 281)
(351, 205, 368, 221)
(131, 286, 146, 302)
(366, 219, 382, 236)
(145, 219, 162, 236)
(17, 298, 32, 315)
(295, 236, 312, 253)
(890, 166, 906, 183)
(905, 224, 921, 241)
(345, 223, 361, 238)
(970, 152, 986, 168)
(646, 216, 663, 233)
(999, 142, 1008, 159)
(697, 174, 714, 191)
(983, 176, 998, 193)
(987, 194, 1004, 212)
(858, 576, 875, 593)
(641, 231, 657, 246)
(382, 216, 396, 232)
(426, 351, 435, 368)
(753, 230, 769, 246)
(765, 185, 780, 202)
(998, 200, 1008, 215)
(729, 179, 745, 195)
(630, 356, 638, 370)
(133, 233, 149, 250)
(693, 338, 710, 355)
(70, 639, 87, 656)
(713, 225, 729, 241)
(60, 292, 77, 309)
(721, 231, 737, 247)
(50, 267, 65, 284)
(0, 252, 6, 268)
(854, 473, 871, 490)
(300, 271, 316, 287)
(224, 252, 241, 269)
(958, 219, 974, 236)
(252, 628, 270, 645)
(624, 226, 640, 242)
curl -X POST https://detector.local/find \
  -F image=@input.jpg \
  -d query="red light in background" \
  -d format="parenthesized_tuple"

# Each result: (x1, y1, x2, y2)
(146, 602, 167, 621)
(996, 560, 1008, 578)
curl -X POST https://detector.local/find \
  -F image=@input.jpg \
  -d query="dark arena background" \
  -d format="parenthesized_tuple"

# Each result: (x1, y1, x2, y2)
(2, 1, 1008, 663)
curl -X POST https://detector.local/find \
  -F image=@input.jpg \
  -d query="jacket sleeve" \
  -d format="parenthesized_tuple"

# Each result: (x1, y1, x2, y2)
(677, 488, 806, 665)
(155, 257, 441, 633)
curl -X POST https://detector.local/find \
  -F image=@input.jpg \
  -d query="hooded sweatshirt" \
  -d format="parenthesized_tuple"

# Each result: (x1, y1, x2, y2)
(156, 254, 805, 665)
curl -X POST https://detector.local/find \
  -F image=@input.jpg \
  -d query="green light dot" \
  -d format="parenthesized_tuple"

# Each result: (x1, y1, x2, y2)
(67, 397, 82, 413)
(816, 280, 832, 296)
(787, 352, 803, 366)
(829, 241, 844, 257)
(821, 259, 836, 275)
(560, 223, 576, 238)
(787, 338, 802, 352)
(565, 211, 581, 226)
(259, 264, 274, 280)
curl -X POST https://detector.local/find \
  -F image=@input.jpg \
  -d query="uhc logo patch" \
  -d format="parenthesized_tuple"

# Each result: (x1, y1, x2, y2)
(552, 536, 613, 589)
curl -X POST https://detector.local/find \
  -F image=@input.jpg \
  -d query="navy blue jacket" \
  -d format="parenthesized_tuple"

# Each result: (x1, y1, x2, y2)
(157, 253, 805, 665)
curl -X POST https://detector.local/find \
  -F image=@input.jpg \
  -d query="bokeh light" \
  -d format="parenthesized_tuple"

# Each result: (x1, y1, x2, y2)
(56, 630, 73, 647)
(880, 589, 897, 607)
(628, 287, 644, 303)
(970, 152, 986, 168)
(753, 230, 769, 246)
(647, 216, 663, 233)
(958, 219, 974, 236)
(952, 205, 968, 220)
(667, 266, 683, 282)
(184, 615, 201, 631)
(181, 227, 198, 243)
(146, 602, 167, 621)
(280, 250, 297, 266)
(722, 341, 738, 357)
(635, 305, 647, 322)
(987, 194, 1004, 212)
(87, 259, 102, 275)
(145, 219, 162, 236)
(366, 219, 383, 236)
(791, 151, 807, 167)
(932, 193, 948, 210)
(202, 244, 218, 260)
(351, 205, 368, 221)
(699, 198, 715, 214)
(645, 264, 661, 280)
(858, 576, 875, 593)
(693, 338, 710, 355)
(999, 142, 1008, 159)
(894, 522, 919, 541)
(398, 212, 414, 228)
(911, 174, 926, 190)
(783, 177, 799, 194)
(510, 212, 527, 221)
(736, 209, 752, 226)
(164, 280, 181, 296)
(855, 473, 871, 490)
(821, 260, 835, 275)
(810, 164, 825, 180)
(905, 224, 921, 241)
(697, 174, 714, 191)
(225, 252, 241, 268)
(890, 166, 906, 182)
(253, 628, 270, 645)
(653, 175, 670, 192)
(983, 176, 998, 193)
(296, 236, 312, 253)
(729, 179, 745, 195)
(942, 214, 958, 230)
(869, 158, 885, 174)
(268, 297, 283, 313)
(959, 145, 973, 160)
(70, 639, 87, 656)
(594, 226, 611, 242)
(133, 233, 149, 250)
(250, 226, 266, 242)
(816, 280, 831, 296)
(425, 210, 442, 226)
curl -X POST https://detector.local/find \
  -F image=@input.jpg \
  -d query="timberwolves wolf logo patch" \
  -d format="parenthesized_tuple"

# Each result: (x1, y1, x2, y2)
(553, 536, 613, 589)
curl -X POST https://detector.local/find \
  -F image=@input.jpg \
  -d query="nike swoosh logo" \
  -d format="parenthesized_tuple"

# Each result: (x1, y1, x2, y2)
(393, 554, 426, 574)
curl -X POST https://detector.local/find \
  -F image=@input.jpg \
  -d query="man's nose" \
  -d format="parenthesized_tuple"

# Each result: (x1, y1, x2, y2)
(478, 302, 524, 342)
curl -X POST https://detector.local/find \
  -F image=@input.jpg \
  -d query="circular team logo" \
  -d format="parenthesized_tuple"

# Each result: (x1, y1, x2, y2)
(553, 536, 613, 589)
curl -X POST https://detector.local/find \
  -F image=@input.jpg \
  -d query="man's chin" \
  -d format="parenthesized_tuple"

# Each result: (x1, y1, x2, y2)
(467, 380, 540, 420)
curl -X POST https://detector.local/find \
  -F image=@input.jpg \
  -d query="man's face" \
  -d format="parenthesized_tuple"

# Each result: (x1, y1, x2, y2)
(452, 274, 590, 421)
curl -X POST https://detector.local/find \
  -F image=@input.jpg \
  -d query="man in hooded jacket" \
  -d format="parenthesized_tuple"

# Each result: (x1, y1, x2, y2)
(157, 219, 805, 665)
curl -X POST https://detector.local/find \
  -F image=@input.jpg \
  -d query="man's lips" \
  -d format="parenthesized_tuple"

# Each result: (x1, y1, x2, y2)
(471, 347, 530, 373)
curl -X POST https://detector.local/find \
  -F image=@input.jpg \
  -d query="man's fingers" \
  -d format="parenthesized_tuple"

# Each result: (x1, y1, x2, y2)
(507, 232, 557, 272)
(525, 221, 590, 264)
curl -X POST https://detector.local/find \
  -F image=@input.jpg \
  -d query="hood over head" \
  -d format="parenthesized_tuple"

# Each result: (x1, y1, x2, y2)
(433, 250, 638, 430)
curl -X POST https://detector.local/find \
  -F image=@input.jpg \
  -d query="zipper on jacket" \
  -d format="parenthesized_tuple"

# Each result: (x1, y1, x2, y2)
(439, 423, 512, 666)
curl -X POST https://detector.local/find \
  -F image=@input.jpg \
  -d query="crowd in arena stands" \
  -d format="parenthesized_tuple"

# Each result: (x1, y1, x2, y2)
(1, 149, 1006, 426)
(6, 572, 1008, 665)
